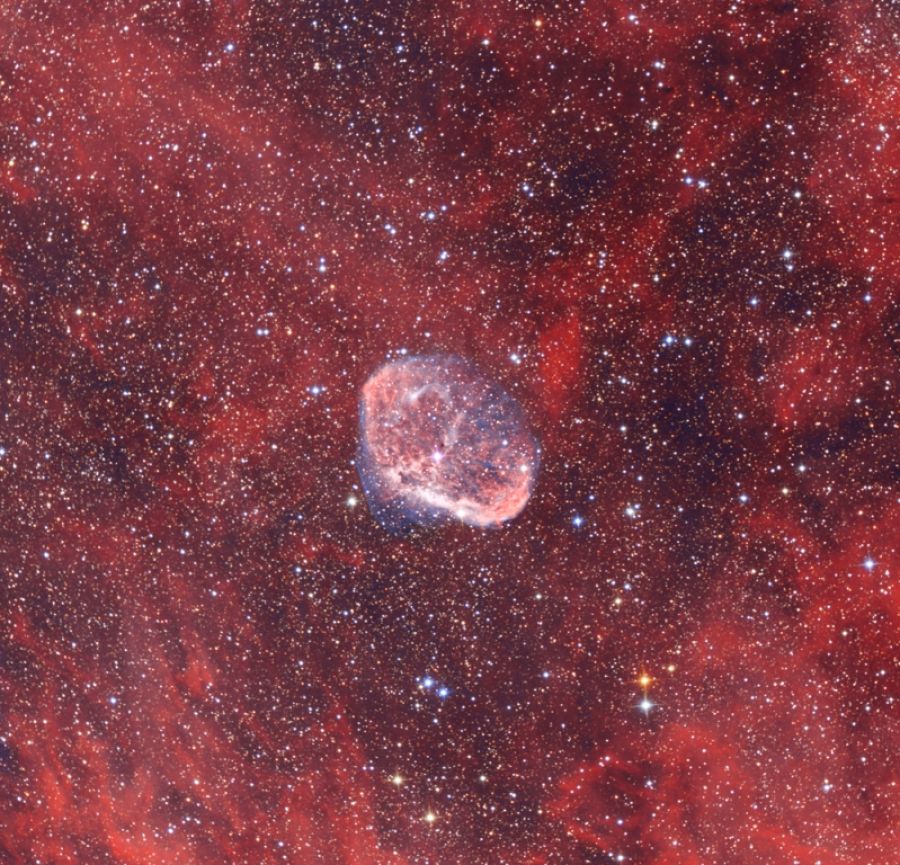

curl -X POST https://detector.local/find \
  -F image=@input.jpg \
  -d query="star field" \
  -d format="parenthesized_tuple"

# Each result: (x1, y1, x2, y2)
(0, 2, 897, 864)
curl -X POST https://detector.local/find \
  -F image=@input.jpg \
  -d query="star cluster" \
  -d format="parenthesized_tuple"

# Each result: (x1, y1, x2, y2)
(0, 2, 897, 864)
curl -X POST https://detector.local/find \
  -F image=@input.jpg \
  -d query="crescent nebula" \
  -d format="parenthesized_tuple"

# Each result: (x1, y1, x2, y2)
(357, 354, 540, 531)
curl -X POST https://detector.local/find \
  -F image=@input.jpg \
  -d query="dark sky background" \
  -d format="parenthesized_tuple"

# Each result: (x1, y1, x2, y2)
(0, 1, 897, 864)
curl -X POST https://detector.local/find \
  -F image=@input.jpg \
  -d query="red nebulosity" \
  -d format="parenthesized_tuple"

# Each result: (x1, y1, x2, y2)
(0, 1, 897, 864)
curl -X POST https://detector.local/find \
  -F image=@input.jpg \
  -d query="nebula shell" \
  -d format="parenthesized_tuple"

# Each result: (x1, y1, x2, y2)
(357, 354, 540, 530)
